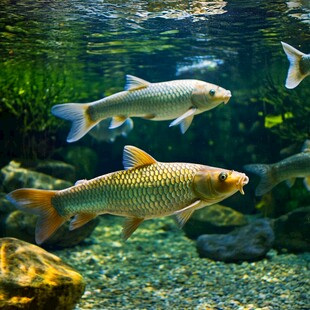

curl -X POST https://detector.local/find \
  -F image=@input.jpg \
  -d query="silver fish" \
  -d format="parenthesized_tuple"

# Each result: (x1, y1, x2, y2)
(51, 75, 231, 142)
(244, 140, 310, 196)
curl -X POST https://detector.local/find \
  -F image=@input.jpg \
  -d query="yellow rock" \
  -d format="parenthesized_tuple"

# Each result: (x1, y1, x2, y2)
(0, 238, 85, 310)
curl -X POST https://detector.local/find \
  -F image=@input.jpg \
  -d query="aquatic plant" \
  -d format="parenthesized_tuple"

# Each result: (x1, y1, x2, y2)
(0, 59, 104, 163)
(256, 74, 310, 144)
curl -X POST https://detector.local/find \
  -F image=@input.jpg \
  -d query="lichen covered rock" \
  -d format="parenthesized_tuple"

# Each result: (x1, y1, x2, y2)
(273, 206, 310, 252)
(183, 204, 248, 239)
(196, 218, 274, 262)
(0, 160, 72, 193)
(0, 238, 85, 309)
(3, 210, 99, 249)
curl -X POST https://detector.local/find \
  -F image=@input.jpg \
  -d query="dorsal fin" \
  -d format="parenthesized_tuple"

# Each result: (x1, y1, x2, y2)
(123, 145, 157, 170)
(124, 75, 150, 91)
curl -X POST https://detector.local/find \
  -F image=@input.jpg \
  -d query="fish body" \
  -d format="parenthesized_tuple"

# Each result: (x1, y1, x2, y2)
(244, 140, 310, 196)
(6, 146, 248, 244)
(89, 117, 134, 142)
(281, 41, 310, 89)
(52, 75, 231, 142)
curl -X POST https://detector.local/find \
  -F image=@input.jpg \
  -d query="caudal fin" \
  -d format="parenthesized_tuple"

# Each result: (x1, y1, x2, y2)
(243, 164, 276, 196)
(6, 189, 66, 244)
(52, 103, 99, 142)
(281, 41, 306, 89)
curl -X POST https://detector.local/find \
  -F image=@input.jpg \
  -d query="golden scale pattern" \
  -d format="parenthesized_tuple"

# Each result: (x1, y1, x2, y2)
(53, 163, 201, 218)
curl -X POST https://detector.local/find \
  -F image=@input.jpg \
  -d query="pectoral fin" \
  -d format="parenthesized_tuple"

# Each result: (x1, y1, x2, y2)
(303, 177, 310, 191)
(122, 217, 144, 240)
(173, 200, 206, 227)
(169, 108, 197, 134)
(69, 213, 98, 230)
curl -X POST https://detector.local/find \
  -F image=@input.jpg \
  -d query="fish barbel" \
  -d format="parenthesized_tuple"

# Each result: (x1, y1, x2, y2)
(281, 42, 310, 89)
(6, 146, 248, 245)
(51, 75, 231, 142)
(244, 140, 310, 196)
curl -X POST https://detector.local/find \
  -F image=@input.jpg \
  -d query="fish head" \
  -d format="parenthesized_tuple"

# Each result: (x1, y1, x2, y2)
(191, 81, 231, 112)
(193, 166, 249, 202)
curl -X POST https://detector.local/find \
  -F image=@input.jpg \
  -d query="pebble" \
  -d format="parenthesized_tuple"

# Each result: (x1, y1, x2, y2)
(52, 216, 310, 310)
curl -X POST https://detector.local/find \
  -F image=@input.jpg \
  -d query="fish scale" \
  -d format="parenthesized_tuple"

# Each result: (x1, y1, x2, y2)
(89, 80, 195, 121)
(6, 145, 248, 244)
(52, 162, 200, 219)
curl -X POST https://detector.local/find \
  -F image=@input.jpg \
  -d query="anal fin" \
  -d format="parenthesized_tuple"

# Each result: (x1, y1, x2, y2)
(142, 114, 156, 120)
(122, 217, 144, 240)
(69, 213, 98, 230)
(110, 116, 128, 129)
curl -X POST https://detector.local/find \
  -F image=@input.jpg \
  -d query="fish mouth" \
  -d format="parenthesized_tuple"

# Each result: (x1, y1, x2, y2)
(237, 174, 249, 195)
(223, 90, 232, 104)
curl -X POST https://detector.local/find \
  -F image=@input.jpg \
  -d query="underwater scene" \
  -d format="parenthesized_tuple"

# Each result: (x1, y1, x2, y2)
(0, 0, 309, 309)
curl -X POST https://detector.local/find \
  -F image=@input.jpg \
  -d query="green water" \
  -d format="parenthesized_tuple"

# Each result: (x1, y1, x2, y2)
(0, 0, 309, 215)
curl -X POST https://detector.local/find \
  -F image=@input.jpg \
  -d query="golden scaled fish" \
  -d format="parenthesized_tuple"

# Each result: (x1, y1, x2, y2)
(6, 146, 248, 245)
(281, 42, 310, 89)
(244, 140, 310, 196)
(51, 75, 231, 142)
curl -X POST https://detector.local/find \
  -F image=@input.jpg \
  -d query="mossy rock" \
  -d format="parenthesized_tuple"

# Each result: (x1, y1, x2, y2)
(183, 204, 248, 239)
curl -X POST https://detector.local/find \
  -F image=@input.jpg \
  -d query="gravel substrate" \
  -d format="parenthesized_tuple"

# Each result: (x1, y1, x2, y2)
(53, 216, 310, 310)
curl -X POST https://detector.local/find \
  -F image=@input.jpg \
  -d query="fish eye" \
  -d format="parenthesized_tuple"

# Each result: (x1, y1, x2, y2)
(209, 89, 216, 96)
(218, 172, 228, 181)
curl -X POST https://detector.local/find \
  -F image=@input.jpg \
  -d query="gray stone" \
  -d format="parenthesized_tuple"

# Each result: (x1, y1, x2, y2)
(3, 210, 100, 249)
(196, 218, 274, 262)
(0, 237, 85, 309)
(183, 204, 248, 239)
(273, 206, 310, 252)
(0, 160, 72, 192)
(24, 159, 76, 183)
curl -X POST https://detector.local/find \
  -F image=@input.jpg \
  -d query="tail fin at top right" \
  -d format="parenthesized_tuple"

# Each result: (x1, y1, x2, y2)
(281, 41, 308, 89)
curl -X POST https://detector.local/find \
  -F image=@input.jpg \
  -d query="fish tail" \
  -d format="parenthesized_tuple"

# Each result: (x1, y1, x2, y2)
(6, 189, 66, 244)
(281, 41, 306, 89)
(243, 164, 275, 196)
(51, 103, 99, 142)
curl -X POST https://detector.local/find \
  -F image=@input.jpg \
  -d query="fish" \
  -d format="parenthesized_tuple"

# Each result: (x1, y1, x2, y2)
(6, 145, 248, 245)
(89, 117, 134, 142)
(244, 140, 310, 196)
(281, 41, 310, 89)
(51, 75, 231, 142)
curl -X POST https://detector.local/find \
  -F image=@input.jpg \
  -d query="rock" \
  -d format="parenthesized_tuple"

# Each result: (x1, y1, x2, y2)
(0, 192, 16, 216)
(0, 237, 85, 309)
(183, 204, 248, 239)
(23, 159, 76, 183)
(2, 210, 100, 249)
(55, 146, 98, 179)
(272, 206, 310, 253)
(0, 161, 72, 193)
(196, 218, 274, 262)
